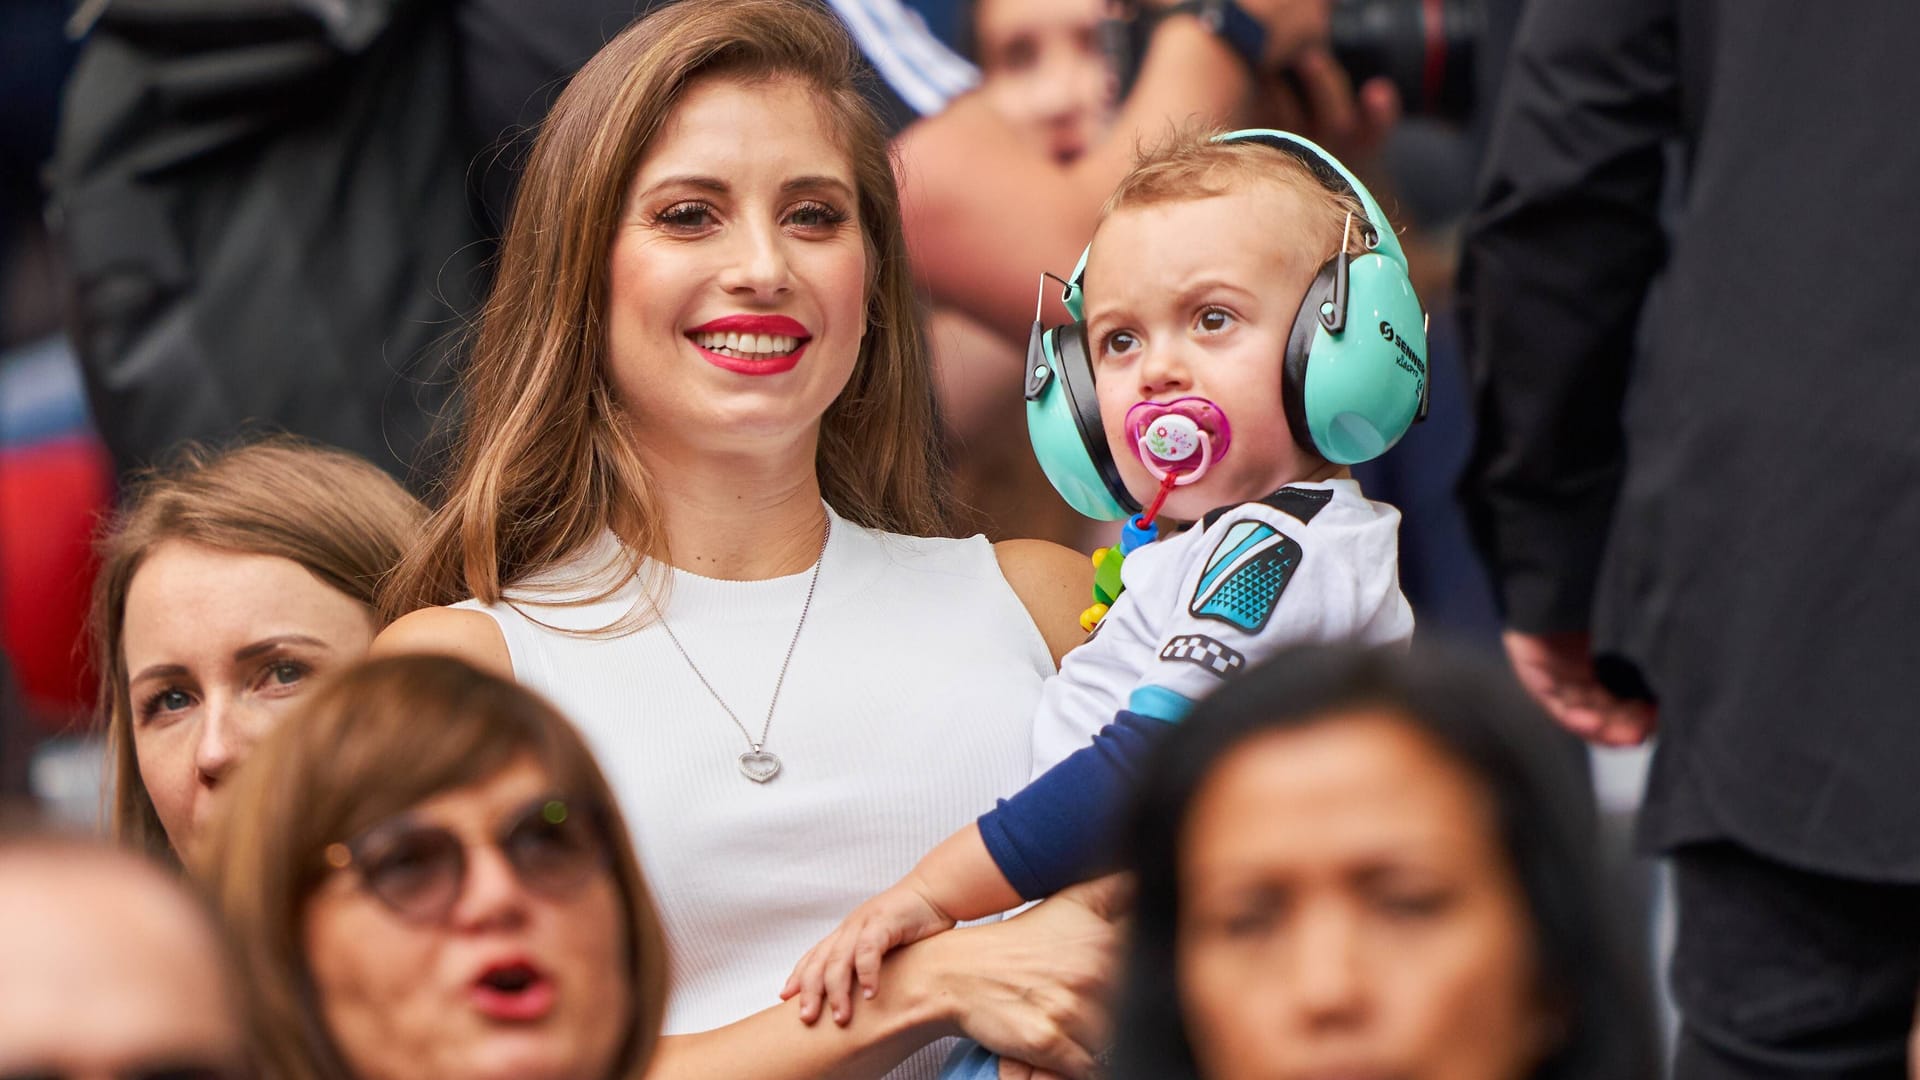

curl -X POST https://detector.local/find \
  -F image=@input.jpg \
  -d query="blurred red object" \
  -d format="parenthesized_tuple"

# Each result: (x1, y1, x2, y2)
(1, 435, 112, 728)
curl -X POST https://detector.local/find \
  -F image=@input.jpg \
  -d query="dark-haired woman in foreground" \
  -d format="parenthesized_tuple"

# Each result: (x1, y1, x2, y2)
(201, 654, 668, 1080)
(1112, 644, 1659, 1080)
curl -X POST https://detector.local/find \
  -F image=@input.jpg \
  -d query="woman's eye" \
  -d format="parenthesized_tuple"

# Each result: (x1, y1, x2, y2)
(998, 37, 1039, 73)
(787, 201, 847, 230)
(256, 660, 310, 693)
(1214, 905, 1281, 940)
(1374, 889, 1453, 920)
(137, 687, 195, 724)
(1196, 307, 1234, 333)
(654, 202, 715, 230)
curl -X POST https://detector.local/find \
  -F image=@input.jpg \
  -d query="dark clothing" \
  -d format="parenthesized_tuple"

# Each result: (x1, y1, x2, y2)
(978, 709, 1169, 900)
(52, 0, 484, 484)
(52, 0, 946, 485)
(1670, 843, 1920, 1079)
(1458, 0, 1920, 879)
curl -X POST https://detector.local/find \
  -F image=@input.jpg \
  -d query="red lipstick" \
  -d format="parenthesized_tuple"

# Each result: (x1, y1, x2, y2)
(688, 314, 811, 337)
(686, 314, 812, 375)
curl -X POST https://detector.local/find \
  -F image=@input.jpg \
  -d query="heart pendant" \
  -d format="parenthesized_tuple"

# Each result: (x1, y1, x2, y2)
(738, 750, 782, 783)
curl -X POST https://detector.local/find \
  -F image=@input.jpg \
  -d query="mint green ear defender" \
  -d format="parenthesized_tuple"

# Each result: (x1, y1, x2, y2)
(1023, 129, 1429, 520)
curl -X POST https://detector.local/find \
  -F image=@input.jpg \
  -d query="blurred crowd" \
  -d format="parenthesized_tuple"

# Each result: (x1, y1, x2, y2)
(2, 0, 1916, 1078)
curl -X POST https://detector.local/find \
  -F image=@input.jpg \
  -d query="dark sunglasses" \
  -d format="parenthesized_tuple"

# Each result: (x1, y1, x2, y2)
(0, 1065, 246, 1080)
(325, 795, 611, 923)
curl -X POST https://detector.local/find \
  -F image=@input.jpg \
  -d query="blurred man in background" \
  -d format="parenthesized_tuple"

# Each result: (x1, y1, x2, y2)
(1461, 1, 1920, 1074)
(0, 832, 248, 1079)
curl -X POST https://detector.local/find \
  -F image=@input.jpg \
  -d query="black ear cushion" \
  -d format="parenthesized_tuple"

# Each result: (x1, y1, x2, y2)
(1052, 324, 1141, 515)
(1283, 261, 1340, 457)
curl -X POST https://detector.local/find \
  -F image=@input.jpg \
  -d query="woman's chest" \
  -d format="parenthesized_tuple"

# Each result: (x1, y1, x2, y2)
(528, 598, 1045, 876)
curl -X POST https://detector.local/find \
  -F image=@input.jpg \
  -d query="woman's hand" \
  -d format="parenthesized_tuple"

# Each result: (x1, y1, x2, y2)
(914, 877, 1128, 1080)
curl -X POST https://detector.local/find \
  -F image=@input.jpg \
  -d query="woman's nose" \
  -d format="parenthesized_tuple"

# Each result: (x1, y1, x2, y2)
(1031, 53, 1081, 122)
(449, 844, 532, 931)
(1286, 903, 1369, 1030)
(195, 697, 271, 789)
(193, 700, 239, 788)
(719, 219, 794, 298)
(1035, 45, 1104, 127)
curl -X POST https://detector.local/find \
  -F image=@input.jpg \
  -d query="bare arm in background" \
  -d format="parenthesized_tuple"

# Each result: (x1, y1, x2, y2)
(897, 2, 1336, 342)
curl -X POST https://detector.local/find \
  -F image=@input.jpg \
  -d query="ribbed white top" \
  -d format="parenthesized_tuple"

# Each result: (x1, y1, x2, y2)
(455, 506, 1052, 1079)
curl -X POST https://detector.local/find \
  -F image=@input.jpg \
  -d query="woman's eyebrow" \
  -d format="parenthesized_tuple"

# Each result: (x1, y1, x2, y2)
(781, 175, 854, 198)
(129, 661, 189, 685)
(640, 174, 730, 196)
(233, 634, 331, 662)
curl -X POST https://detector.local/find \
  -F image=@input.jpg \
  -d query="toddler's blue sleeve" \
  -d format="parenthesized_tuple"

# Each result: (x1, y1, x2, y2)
(976, 709, 1177, 901)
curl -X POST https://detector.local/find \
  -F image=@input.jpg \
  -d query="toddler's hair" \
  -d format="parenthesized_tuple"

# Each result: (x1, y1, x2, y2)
(1100, 126, 1373, 265)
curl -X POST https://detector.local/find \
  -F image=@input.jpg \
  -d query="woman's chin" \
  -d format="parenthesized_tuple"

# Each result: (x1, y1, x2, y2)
(444, 1037, 605, 1080)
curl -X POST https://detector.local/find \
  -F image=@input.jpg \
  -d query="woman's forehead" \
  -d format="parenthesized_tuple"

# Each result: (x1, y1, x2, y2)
(636, 74, 857, 187)
(1181, 714, 1501, 870)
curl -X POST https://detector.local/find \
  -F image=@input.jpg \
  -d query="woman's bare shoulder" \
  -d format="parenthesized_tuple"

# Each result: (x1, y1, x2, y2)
(371, 607, 512, 679)
(993, 539, 1094, 668)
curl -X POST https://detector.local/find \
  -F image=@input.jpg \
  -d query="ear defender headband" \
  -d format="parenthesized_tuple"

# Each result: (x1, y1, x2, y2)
(1023, 129, 1430, 521)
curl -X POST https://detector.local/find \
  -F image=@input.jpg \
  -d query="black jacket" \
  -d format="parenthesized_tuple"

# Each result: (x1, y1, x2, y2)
(1459, 0, 1920, 877)
(52, 0, 490, 484)
(50, 0, 928, 485)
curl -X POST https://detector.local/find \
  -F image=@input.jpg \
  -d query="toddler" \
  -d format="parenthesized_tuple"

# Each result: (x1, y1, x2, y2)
(786, 127, 1427, 1027)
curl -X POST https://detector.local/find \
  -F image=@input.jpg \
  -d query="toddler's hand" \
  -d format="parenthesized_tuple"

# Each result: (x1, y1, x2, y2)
(781, 881, 957, 1026)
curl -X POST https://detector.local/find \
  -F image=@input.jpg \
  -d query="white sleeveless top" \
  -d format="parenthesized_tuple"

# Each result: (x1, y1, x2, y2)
(455, 506, 1051, 1078)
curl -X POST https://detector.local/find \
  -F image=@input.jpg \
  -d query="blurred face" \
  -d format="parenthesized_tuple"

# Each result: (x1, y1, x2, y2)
(1176, 711, 1555, 1080)
(123, 540, 377, 862)
(607, 74, 869, 465)
(0, 851, 246, 1080)
(304, 757, 631, 1080)
(1084, 185, 1330, 522)
(974, 0, 1114, 163)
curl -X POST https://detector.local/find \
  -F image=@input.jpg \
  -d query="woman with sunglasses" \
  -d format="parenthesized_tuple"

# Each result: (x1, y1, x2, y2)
(199, 653, 668, 1080)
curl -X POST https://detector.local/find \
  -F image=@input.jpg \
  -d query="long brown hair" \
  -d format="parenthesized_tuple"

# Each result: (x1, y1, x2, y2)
(89, 436, 424, 857)
(384, 0, 947, 619)
(199, 654, 669, 1080)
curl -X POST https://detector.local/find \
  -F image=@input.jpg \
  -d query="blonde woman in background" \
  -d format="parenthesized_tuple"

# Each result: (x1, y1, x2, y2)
(90, 436, 423, 862)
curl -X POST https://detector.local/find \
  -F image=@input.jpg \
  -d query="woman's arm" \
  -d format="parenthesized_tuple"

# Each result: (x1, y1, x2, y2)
(649, 880, 1123, 1080)
(994, 539, 1094, 668)
(370, 607, 513, 678)
(896, 14, 1266, 342)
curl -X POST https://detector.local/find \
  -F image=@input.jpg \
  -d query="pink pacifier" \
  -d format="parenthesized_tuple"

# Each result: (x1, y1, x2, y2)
(1126, 398, 1232, 486)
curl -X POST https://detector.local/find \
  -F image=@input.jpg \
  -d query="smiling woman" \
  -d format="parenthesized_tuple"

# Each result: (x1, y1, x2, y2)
(89, 437, 424, 863)
(605, 75, 871, 457)
(370, 3, 1111, 1078)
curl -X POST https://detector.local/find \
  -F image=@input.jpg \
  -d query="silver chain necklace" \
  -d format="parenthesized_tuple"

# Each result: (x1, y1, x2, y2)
(655, 514, 830, 783)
